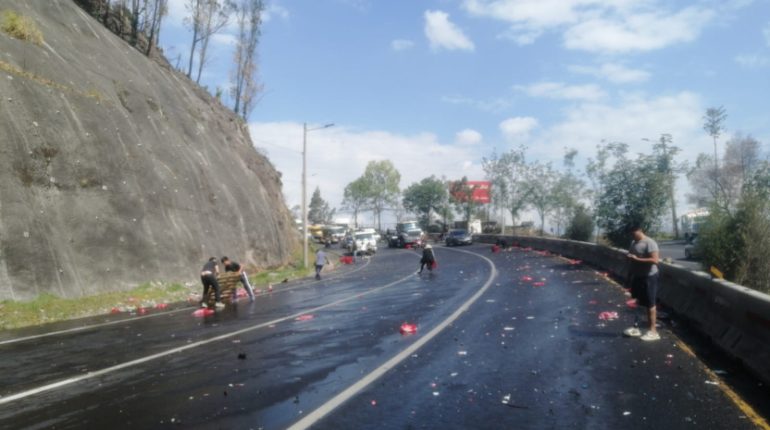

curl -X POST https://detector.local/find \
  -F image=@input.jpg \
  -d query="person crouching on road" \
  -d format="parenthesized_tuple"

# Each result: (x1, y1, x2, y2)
(315, 248, 327, 280)
(200, 257, 225, 310)
(221, 256, 255, 302)
(419, 244, 436, 274)
(624, 225, 661, 341)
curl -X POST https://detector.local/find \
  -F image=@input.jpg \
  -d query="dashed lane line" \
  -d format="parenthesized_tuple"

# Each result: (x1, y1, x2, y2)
(0, 259, 403, 406)
(287, 246, 498, 430)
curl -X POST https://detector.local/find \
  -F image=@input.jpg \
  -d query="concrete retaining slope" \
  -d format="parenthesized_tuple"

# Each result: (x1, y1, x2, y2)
(478, 234, 770, 387)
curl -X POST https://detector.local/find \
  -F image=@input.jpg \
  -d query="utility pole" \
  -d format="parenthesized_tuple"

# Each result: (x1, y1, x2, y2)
(302, 122, 334, 269)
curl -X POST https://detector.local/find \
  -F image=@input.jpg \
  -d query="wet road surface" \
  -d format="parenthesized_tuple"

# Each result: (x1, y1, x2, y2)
(0, 245, 767, 429)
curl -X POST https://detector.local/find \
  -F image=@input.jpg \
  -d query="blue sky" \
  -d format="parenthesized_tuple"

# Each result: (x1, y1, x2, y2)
(160, 0, 770, 227)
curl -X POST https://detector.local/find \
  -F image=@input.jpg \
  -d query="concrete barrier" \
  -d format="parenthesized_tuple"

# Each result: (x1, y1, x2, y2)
(477, 234, 770, 386)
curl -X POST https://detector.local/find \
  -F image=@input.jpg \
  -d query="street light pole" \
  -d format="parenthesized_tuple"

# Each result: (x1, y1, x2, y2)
(302, 122, 308, 269)
(302, 122, 334, 269)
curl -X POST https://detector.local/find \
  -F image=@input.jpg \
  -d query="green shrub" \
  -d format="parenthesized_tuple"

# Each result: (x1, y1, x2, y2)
(566, 204, 594, 242)
(1, 10, 43, 46)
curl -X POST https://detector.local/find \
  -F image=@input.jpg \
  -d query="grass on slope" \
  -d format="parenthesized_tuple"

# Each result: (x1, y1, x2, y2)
(0, 246, 324, 331)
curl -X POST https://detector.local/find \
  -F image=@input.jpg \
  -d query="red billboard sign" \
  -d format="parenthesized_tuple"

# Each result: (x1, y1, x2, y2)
(450, 180, 491, 204)
(467, 181, 491, 204)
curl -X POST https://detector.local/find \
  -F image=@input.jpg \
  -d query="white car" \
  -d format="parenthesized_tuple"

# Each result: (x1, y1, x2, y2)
(348, 231, 378, 255)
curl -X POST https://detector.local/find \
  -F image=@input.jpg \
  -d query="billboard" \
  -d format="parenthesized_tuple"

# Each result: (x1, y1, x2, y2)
(450, 180, 491, 204)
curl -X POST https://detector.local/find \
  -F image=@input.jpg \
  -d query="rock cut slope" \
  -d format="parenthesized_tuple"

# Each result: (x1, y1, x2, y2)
(0, 0, 296, 300)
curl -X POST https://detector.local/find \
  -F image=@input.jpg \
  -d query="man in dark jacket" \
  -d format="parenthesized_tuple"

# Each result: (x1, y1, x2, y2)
(200, 257, 225, 309)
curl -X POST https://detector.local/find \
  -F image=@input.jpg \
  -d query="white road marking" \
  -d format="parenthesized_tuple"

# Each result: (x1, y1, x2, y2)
(0, 263, 410, 406)
(0, 258, 373, 347)
(287, 247, 498, 430)
(0, 307, 193, 346)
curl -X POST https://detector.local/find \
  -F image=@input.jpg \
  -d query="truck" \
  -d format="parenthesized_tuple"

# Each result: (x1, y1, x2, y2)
(388, 221, 423, 248)
(322, 225, 347, 244)
(680, 209, 709, 243)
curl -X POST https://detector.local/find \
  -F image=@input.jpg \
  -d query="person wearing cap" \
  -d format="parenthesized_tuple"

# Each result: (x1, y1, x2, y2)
(623, 225, 660, 341)
(200, 257, 225, 310)
(221, 256, 255, 302)
(419, 244, 437, 274)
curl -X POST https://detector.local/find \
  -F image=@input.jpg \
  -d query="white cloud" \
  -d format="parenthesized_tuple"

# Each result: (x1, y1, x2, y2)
(424, 10, 475, 52)
(534, 92, 706, 163)
(569, 63, 650, 84)
(564, 6, 714, 53)
(165, 0, 187, 28)
(462, 0, 716, 53)
(499, 117, 538, 141)
(211, 32, 237, 46)
(263, 4, 290, 22)
(441, 95, 511, 113)
(515, 81, 606, 101)
(391, 39, 415, 51)
(455, 129, 483, 145)
(764, 22, 770, 46)
(735, 53, 770, 68)
(248, 122, 484, 214)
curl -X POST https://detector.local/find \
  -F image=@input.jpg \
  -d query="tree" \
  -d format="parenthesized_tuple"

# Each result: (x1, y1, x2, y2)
(308, 187, 333, 224)
(361, 160, 401, 231)
(652, 134, 687, 239)
(482, 146, 531, 227)
(449, 177, 480, 225)
(687, 133, 762, 214)
(566, 204, 594, 242)
(402, 176, 448, 230)
(185, 0, 233, 83)
(230, 0, 263, 120)
(341, 178, 370, 228)
(144, 0, 168, 56)
(591, 143, 669, 248)
(550, 149, 585, 236)
(703, 106, 728, 198)
(525, 162, 559, 236)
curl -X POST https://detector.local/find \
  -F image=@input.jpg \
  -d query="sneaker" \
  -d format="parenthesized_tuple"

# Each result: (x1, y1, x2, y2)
(640, 331, 661, 341)
(214, 302, 225, 310)
(623, 327, 642, 337)
(200, 303, 208, 308)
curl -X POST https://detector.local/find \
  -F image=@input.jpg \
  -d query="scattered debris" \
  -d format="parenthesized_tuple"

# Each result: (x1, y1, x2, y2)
(598, 311, 619, 321)
(192, 308, 215, 317)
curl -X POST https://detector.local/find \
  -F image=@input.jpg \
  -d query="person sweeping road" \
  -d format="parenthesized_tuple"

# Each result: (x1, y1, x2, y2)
(419, 244, 437, 274)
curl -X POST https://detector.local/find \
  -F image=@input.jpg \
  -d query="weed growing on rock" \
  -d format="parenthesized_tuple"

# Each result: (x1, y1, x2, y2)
(1, 10, 43, 46)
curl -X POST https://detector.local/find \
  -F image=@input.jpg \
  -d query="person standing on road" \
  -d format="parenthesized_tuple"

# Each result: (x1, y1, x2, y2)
(624, 225, 661, 341)
(419, 244, 436, 274)
(221, 256, 255, 302)
(200, 257, 225, 310)
(315, 248, 327, 280)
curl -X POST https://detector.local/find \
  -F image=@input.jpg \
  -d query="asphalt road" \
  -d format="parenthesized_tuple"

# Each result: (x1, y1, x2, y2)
(1, 245, 767, 430)
(657, 240, 702, 271)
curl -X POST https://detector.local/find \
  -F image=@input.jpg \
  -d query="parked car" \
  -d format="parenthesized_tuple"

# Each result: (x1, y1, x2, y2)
(445, 229, 473, 246)
(684, 238, 701, 260)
